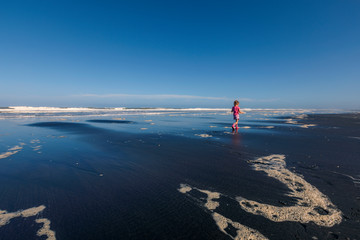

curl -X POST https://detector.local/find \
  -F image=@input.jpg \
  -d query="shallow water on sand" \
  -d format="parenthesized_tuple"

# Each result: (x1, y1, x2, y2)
(0, 110, 359, 239)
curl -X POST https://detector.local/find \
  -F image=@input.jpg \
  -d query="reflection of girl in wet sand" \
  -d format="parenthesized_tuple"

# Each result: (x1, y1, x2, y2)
(231, 100, 244, 131)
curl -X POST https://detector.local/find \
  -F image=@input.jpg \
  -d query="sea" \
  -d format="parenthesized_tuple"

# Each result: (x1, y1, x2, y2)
(0, 106, 359, 240)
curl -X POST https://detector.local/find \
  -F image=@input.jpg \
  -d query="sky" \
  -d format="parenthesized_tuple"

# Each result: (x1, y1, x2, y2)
(1, 0, 359, 109)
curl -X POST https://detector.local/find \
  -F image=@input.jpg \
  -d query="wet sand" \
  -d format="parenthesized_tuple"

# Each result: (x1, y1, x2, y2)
(0, 112, 359, 239)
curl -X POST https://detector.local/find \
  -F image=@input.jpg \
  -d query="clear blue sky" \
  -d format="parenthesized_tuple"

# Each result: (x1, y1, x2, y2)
(1, 0, 359, 108)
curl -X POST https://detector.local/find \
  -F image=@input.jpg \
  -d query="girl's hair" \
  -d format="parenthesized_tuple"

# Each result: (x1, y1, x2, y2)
(234, 100, 239, 106)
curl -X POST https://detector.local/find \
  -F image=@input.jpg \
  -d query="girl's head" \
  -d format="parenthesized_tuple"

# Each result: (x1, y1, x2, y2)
(234, 100, 239, 106)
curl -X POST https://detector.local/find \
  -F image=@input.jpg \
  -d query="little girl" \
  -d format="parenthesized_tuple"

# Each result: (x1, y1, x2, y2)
(231, 100, 244, 130)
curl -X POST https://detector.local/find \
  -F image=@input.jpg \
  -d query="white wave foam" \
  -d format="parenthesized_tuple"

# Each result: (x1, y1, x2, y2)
(2, 106, 342, 113)
(3, 106, 229, 113)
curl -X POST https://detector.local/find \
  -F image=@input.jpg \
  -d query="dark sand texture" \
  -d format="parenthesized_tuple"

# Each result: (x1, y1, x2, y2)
(0, 112, 359, 239)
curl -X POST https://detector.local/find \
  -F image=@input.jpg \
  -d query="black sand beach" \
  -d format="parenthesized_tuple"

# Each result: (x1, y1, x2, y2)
(0, 111, 359, 240)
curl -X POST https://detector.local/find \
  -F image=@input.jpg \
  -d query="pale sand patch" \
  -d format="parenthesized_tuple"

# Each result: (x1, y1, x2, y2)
(140, 128, 148, 130)
(113, 118, 124, 120)
(237, 155, 342, 227)
(212, 212, 268, 240)
(0, 205, 55, 239)
(260, 126, 274, 129)
(195, 134, 212, 138)
(150, 123, 155, 125)
(144, 120, 152, 122)
(0, 145, 23, 159)
(209, 126, 217, 128)
(239, 126, 251, 129)
(224, 126, 232, 129)
(299, 124, 317, 128)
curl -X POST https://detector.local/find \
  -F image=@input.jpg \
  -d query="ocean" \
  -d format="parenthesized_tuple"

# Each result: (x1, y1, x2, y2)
(0, 107, 359, 240)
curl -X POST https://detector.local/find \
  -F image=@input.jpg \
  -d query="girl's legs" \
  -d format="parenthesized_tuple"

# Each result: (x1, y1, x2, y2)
(232, 119, 239, 130)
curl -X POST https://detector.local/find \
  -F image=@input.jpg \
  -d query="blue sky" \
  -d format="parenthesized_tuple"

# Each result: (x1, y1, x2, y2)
(1, 0, 359, 108)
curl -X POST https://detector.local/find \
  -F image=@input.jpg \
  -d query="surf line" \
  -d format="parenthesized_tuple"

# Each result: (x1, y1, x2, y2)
(178, 154, 342, 240)
(0, 205, 56, 240)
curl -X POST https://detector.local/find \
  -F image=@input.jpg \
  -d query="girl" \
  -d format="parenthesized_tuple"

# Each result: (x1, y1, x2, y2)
(231, 100, 244, 130)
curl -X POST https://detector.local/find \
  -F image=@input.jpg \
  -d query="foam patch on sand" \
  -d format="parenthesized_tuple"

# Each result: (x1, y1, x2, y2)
(285, 118, 298, 124)
(285, 115, 316, 128)
(0, 205, 55, 240)
(0, 144, 24, 159)
(295, 114, 308, 119)
(299, 124, 317, 128)
(195, 134, 212, 138)
(178, 184, 192, 193)
(178, 184, 268, 239)
(35, 218, 56, 240)
(198, 189, 220, 210)
(212, 212, 268, 240)
(179, 154, 342, 239)
(237, 155, 342, 227)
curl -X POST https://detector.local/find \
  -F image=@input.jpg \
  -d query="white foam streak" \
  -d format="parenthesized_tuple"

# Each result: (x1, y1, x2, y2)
(179, 184, 268, 239)
(179, 154, 342, 239)
(238, 155, 342, 227)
